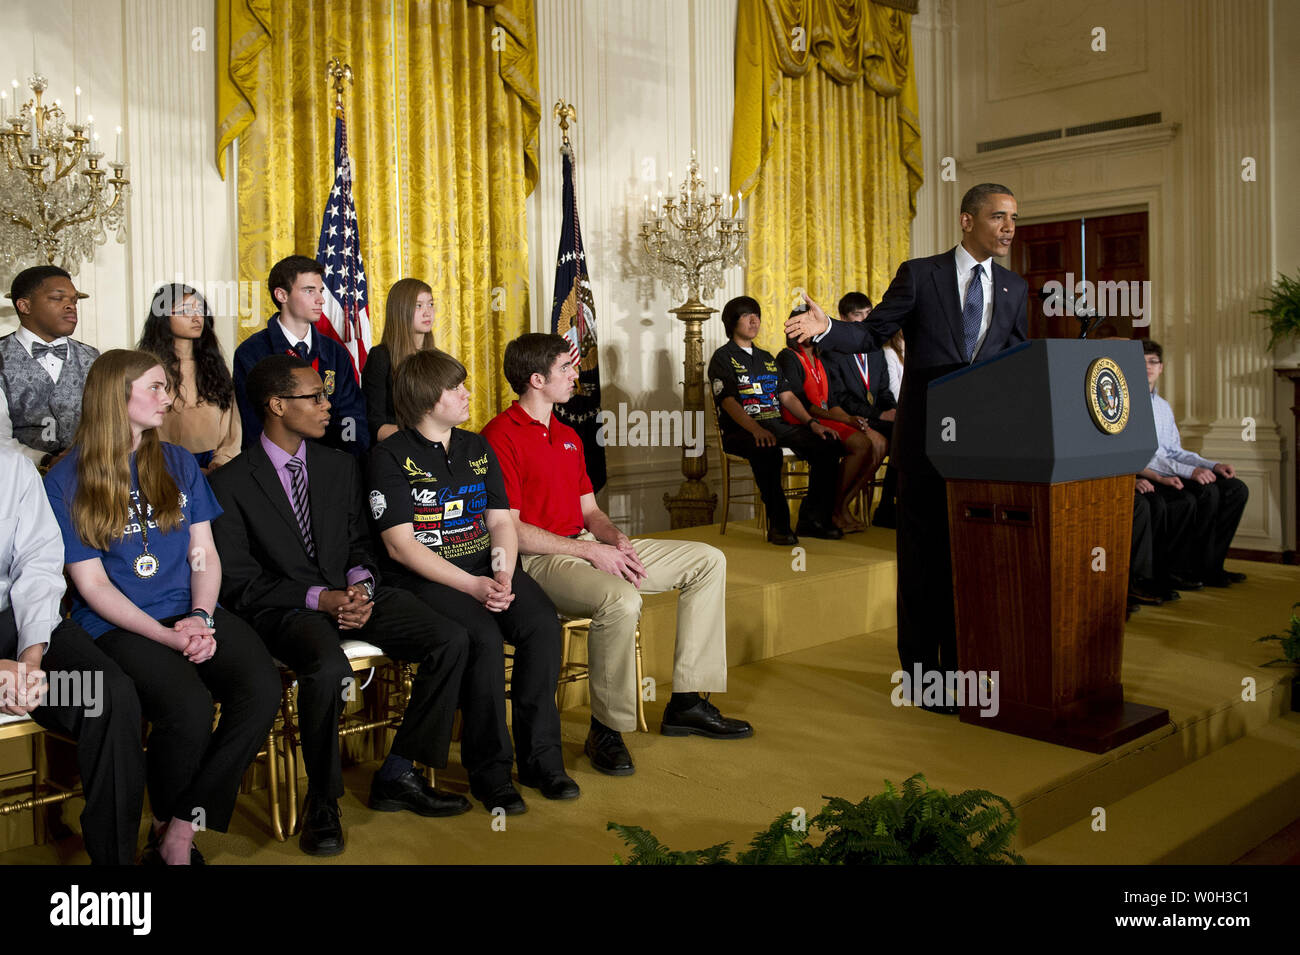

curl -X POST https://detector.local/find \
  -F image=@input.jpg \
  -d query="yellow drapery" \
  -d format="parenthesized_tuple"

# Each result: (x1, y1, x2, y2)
(216, 0, 539, 428)
(731, 0, 922, 354)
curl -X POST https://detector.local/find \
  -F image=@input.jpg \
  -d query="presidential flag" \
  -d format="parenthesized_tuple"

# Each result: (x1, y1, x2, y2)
(314, 114, 371, 379)
(551, 143, 606, 492)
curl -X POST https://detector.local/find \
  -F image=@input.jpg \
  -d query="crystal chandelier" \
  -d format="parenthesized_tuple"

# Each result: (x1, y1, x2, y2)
(0, 74, 130, 276)
(638, 153, 746, 303)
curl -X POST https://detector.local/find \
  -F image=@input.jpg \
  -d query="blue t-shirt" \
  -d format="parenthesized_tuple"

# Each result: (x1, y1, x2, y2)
(44, 442, 222, 638)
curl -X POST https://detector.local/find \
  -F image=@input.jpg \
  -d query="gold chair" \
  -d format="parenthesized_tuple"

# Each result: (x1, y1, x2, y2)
(553, 616, 647, 732)
(266, 639, 412, 840)
(0, 715, 82, 844)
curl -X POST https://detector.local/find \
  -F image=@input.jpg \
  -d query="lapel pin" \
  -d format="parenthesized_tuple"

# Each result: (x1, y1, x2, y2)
(1002, 287, 1008, 293)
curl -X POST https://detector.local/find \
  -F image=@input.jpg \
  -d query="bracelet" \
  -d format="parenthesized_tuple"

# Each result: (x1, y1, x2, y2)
(187, 609, 215, 629)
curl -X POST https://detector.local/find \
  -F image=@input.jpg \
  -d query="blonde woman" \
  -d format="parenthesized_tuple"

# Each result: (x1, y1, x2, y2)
(362, 278, 437, 444)
(43, 350, 280, 865)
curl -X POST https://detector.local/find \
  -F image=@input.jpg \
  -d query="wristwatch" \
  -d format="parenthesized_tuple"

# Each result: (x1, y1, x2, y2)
(187, 609, 216, 629)
(356, 578, 375, 600)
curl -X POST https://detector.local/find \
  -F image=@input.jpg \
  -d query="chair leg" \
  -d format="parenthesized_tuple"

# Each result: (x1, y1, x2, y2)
(634, 628, 648, 732)
(283, 683, 302, 836)
(265, 727, 285, 842)
(32, 733, 46, 846)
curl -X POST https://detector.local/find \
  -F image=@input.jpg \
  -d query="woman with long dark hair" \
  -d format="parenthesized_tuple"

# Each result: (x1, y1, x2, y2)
(43, 349, 280, 864)
(138, 284, 240, 473)
(362, 278, 437, 445)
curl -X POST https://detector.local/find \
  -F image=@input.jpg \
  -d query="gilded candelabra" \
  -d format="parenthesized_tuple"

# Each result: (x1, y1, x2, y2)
(639, 153, 747, 528)
(0, 74, 130, 276)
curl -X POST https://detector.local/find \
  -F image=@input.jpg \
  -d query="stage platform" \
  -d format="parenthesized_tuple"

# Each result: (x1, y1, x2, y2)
(3, 519, 1298, 865)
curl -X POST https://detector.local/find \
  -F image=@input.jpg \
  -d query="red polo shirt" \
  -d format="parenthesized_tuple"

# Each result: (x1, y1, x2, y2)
(481, 400, 591, 537)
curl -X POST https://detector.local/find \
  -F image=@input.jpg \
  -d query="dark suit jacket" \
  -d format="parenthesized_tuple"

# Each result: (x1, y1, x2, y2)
(209, 438, 379, 626)
(819, 248, 1027, 475)
(821, 349, 896, 423)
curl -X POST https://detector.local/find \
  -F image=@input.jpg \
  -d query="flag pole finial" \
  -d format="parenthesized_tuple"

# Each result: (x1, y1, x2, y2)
(327, 58, 353, 116)
(553, 100, 576, 145)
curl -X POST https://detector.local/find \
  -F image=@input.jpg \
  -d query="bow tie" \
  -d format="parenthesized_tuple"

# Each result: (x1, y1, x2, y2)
(31, 342, 68, 361)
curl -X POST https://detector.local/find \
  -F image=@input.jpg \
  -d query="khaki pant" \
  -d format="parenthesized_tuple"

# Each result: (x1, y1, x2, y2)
(522, 533, 728, 732)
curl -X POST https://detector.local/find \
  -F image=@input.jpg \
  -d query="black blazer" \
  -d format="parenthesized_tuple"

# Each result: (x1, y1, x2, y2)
(821, 349, 896, 422)
(360, 343, 396, 446)
(209, 438, 379, 625)
(819, 248, 1027, 475)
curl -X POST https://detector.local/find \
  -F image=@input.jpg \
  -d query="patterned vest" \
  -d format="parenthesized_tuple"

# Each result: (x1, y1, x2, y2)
(0, 332, 99, 454)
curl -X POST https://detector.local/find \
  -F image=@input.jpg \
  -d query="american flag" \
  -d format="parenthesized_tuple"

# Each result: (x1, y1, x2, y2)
(314, 114, 371, 378)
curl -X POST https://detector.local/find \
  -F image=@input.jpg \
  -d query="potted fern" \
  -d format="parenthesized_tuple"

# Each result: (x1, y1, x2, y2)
(608, 773, 1024, 865)
(1258, 602, 1300, 712)
(1255, 270, 1300, 365)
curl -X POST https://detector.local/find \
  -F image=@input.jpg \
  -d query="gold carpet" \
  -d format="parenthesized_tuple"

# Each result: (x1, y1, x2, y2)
(3, 519, 1298, 865)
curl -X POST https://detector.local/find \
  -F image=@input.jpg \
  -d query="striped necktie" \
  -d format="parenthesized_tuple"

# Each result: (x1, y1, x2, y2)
(284, 456, 316, 558)
(962, 263, 984, 362)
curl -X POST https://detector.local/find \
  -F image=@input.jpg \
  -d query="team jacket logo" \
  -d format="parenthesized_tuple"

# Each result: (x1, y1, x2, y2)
(323, 369, 337, 396)
(468, 453, 489, 476)
(369, 490, 386, 519)
(403, 457, 436, 482)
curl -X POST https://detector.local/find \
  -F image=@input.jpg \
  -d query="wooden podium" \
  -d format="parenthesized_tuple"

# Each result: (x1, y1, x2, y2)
(926, 339, 1170, 753)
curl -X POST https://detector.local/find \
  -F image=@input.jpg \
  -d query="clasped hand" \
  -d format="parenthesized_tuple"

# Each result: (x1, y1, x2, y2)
(319, 587, 374, 630)
(0, 659, 48, 715)
(588, 538, 647, 587)
(171, 616, 217, 664)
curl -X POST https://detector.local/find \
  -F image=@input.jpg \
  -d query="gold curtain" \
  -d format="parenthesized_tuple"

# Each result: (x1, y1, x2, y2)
(216, 0, 539, 428)
(731, 0, 922, 354)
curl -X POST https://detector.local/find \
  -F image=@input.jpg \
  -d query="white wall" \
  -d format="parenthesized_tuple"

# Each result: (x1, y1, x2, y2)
(0, 0, 238, 358)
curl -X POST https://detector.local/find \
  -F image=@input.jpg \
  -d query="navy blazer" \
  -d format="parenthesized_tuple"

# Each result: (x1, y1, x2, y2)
(821, 349, 896, 423)
(233, 315, 370, 457)
(819, 248, 1027, 475)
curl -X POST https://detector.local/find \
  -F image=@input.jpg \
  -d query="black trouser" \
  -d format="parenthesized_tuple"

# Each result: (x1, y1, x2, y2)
(722, 421, 844, 532)
(96, 608, 280, 832)
(1, 613, 146, 864)
(1143, 487, 1197, 582)
(1153, 477, 1248, 579)
(398, 565, 564, 791)
(895, 468, 956, 675)
(1131, 492, 1154, 582)
(254, 587, 467, 800)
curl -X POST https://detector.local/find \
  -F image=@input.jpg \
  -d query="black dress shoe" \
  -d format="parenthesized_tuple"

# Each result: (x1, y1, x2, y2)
(1220, 570, 1247, 584)
(1164, 573, 1204, 591)
(1128, 583, 1164, 606)
(795, 520, 843, 540)
(661, 695, 754, 739)
(584, 726, 635, 775)
(766, 528, 798, 546)
(370, 770, 472, 817)
(473, 782, 527, 815)
(1203, 572, 1235, 587)
(517, 769, 581, 800)
(299, 795, 345, 857)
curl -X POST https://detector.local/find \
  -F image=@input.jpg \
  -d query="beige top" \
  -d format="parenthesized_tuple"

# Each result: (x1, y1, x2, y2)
(158, 357, 242, 470)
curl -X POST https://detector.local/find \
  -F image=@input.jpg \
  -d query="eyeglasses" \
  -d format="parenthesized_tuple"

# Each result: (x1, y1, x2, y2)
(170, 306, 206, 317)
(1144, 358, 1163, 367)
(277, 392, 327, 405)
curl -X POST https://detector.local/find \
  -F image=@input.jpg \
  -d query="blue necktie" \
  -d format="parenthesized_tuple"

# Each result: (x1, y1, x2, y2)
(962, 263, 984, 362)
(292, 341, 309, 363)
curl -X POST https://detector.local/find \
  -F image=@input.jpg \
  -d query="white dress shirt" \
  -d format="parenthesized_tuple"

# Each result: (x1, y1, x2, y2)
(280, 320, 313, 353)
(0, 446, 66, 656)
(0, 326, 69, 465)
(954, 243, 994, 360)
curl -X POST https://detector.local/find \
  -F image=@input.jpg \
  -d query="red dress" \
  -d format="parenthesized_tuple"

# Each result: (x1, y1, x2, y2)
(781, 349, 858, 440)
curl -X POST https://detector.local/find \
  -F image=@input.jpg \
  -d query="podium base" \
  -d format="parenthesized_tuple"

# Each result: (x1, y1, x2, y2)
(960, 700, 1171, 754)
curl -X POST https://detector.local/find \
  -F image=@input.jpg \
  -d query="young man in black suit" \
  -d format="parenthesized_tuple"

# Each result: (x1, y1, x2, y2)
(210, 355, 471, 856)
(786, 183, 1029, 712)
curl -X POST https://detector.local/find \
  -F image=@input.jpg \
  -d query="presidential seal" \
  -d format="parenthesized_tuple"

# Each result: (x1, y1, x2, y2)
(1085, 357, 1129, 434)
